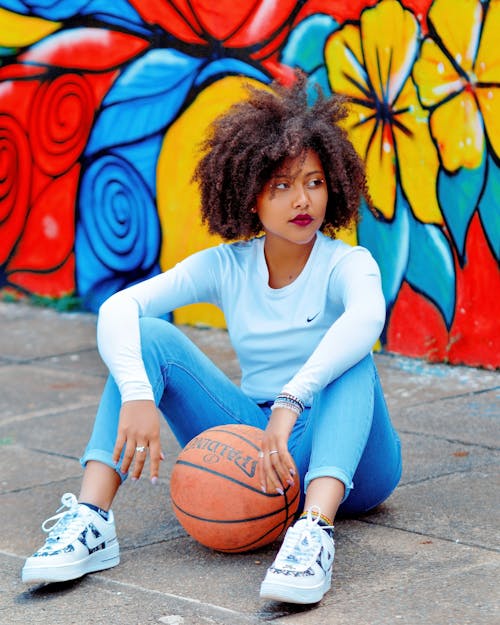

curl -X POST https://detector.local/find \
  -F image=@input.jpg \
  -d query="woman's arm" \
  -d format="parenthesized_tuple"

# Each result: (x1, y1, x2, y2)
(96, 249, 221, 481)
(259, 249, 385, 493)
(281, 249, 386, 405)
(97, 248, 220, 402)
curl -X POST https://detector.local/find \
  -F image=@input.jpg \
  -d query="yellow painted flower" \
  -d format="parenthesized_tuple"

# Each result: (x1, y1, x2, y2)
(325, 0, 441, 224)
(413, 0, 500, 171)
(0, 8, 60, 47)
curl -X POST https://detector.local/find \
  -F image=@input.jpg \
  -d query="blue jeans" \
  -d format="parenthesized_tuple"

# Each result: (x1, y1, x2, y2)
(82, 318, 402, 515)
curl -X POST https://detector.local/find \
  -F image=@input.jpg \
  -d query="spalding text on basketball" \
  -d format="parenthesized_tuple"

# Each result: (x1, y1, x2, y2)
(185, 435, 257, 478)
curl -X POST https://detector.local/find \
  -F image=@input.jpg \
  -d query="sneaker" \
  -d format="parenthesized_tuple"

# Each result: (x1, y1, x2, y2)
(260, 507, 335, 604)
(22, 493, 120, 584)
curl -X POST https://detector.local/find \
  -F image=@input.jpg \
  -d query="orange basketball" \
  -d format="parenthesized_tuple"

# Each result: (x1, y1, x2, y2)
(170, 424, 300, 552)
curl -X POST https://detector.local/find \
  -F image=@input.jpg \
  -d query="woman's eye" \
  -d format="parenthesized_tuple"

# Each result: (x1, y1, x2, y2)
(307, 178, 325, 188)
(273, 181, 289, 190)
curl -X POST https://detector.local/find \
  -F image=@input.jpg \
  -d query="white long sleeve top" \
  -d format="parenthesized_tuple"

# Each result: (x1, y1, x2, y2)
(97, 232, 386, 406)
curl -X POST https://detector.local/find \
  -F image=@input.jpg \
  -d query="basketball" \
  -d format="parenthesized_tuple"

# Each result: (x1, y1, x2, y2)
(170, 424, 300, 552)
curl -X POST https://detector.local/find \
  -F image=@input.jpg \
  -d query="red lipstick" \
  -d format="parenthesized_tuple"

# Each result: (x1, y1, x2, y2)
(290, 214, 313, 226)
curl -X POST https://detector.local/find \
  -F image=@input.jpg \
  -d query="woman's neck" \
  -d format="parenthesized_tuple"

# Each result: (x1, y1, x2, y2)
(263, 235, 317, 289)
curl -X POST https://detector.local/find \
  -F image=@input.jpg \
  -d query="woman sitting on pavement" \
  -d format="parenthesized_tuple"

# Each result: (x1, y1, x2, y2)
(22, 73, 402, 605)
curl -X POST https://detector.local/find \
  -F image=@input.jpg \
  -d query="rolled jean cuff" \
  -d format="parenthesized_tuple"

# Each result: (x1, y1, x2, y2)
(304, 467, 354, 503)
(80, 449, 128, 483)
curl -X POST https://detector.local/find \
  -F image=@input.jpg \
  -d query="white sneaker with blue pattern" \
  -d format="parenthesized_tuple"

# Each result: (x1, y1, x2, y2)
(22, 493, 119, 583)
(260, 507, 335, 604)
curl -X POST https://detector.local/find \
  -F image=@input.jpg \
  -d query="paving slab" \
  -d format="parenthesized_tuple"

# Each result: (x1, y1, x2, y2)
(398, 430, 500, 485)
(1, 303, 97, 362)
(366, 468, 500, 549)
(85, 523, 450, 614)
(181, 326, 241, 382)
(0, 407, 99, 461)
(271, 560, 499, 625)
(0, 364, 104, 424)
(40, 348, 109, 379)
(375, 354, 499, 408)
(0, 554, 256, 625)
(0, 408, 180, 469)
(395, 388, 500, 448)
(0, 302, 498, 625)
(0, 448, 81, 495)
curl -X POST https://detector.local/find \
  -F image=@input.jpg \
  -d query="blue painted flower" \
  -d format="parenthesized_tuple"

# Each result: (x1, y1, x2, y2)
(0, 0, 148, 33)
(280, 13, 338, 101)
(77, 44, 268, 310)
(75, 154, 160, 311)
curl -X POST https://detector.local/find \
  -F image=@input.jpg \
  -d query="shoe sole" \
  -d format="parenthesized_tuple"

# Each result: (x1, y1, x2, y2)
(22, 541, 120, 584)
(260, 574, 331, 605)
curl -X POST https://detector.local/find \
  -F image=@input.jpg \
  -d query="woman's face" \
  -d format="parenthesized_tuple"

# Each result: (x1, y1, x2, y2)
(255, 149, 328, 246)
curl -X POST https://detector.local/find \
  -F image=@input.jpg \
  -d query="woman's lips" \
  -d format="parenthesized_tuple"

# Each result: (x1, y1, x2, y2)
(290, 214, 313, 226)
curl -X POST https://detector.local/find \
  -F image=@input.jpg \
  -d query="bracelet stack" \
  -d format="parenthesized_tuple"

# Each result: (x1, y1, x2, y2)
(271, 392, 305, 416)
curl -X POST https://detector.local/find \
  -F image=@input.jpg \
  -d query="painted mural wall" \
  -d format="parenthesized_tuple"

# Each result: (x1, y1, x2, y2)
(0, 0, 498, 368)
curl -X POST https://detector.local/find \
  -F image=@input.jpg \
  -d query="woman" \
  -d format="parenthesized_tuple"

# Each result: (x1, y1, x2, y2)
(22, 74, 401, 605)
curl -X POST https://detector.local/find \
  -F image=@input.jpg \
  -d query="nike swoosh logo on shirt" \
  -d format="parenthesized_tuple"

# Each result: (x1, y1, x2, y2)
(306, 313, 320, 323)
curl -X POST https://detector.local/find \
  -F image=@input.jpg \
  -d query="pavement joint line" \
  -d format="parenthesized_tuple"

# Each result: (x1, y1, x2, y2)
(1, 361, 102, 379)
(119, 536, 188, 552)
(3, 549, 257, 623)
(0, 475, 83, 495)
(396, 428, 500, 452)
(23, 447, 80, 462)
(0, 547, 25, 560)
(0, 347, 99, 365)
(0, 401, 99, 426)
(400, 384, 500, 410)
(87, 575, 257, 622)
(399, 467, 500, 488)
(356, 519, 500, 553)
(394, 465, 499, 489)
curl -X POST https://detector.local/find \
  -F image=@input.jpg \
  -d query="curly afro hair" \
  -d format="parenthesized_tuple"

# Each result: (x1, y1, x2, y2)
(193, 72, 370, 241)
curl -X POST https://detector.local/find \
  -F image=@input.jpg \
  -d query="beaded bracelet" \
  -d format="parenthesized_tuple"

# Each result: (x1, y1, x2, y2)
(279, 392, 305, 412)
(271, 393, 305, 416)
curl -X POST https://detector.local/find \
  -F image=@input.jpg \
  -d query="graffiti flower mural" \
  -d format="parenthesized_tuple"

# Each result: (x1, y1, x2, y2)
(414, 0, 500, 169)
(282, 0, 456, 329)
(326, 0, 440, 223)
(413, 0, 500, 261)
(0, 0, 498, 367)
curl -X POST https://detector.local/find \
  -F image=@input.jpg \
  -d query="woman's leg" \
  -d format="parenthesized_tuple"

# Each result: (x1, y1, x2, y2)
(260, 355, 401, 604)
(287, 354, 401, 517)
(81, 318, 269, 500)
(338, 364, 402, 515)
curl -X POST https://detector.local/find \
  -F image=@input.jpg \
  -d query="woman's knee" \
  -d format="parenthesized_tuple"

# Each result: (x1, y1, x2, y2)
(138, 316, 173, 343)
(138, 317, 185, 360)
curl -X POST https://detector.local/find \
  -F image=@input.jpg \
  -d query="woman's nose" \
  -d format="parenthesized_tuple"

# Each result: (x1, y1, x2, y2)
(293, 185, 309, 208)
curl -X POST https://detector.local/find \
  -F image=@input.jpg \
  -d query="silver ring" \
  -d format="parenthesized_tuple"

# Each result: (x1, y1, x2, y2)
(269, 450, 279, 456)
(135, 446, 147, 453)
(258, 451, 264, 458)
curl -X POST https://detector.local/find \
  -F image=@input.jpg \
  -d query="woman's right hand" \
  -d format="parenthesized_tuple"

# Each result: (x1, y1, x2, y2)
(112, 400, 164, 483)
(258, 407, 297, 495)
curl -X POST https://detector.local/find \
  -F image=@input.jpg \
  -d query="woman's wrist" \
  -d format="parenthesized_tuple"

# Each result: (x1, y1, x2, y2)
(271, 392, 305, 416)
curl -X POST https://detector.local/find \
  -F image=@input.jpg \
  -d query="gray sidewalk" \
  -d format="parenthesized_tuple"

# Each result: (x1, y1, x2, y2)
(0, 301, 498, 625)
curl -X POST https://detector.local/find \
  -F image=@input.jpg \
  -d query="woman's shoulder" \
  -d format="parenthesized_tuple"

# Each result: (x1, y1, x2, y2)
(212, 236, 263, 259)
(317, 232, 372, 260)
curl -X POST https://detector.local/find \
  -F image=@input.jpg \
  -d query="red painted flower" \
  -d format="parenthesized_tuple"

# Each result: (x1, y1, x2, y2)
(0, 29, 149, 298)
(128, 0, 297, 51)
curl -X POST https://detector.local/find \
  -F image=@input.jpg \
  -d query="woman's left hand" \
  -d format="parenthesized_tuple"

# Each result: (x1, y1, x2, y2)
(258, 407, 297, 494)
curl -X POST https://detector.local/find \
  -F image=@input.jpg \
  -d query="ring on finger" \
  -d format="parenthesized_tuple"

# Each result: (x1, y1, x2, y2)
(135, 446, 147, 453)
(269, 450, 279, 456)
(258, 451, 264, 458)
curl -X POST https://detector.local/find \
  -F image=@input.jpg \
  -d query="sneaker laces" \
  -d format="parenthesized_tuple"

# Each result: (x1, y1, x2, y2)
(39, 493, 90, 552)
(274, 506, 334, 572)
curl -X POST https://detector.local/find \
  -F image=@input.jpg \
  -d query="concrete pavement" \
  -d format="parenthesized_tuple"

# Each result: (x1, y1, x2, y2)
(0, 300, 498, 625)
